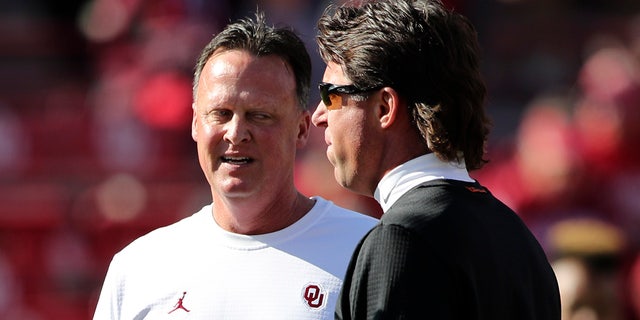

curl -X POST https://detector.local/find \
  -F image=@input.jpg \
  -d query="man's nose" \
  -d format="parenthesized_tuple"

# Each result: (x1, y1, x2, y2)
(223, 116, 251, 144)
(311, 101, 328, 128)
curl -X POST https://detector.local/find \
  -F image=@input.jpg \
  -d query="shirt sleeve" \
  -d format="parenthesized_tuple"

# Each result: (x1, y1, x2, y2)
(93, 254, 124, 320)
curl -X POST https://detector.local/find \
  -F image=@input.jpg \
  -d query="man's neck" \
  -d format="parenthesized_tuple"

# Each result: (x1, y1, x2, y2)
(211, 191, 315, 235)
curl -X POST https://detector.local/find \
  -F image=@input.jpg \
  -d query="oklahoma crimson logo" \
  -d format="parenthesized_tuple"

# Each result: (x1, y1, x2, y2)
(302, 283, 326, 309)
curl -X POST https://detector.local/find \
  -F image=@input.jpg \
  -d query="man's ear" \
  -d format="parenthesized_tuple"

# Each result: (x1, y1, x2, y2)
(191, 103, 198, 142)
(296, 110, 311, 148)
(378, 87, 401, 129)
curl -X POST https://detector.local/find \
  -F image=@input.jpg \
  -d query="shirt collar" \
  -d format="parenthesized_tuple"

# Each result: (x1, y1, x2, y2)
(374, 153, 474, 213)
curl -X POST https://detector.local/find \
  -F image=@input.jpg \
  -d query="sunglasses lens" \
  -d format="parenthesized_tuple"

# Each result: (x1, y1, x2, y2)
(319, 82, 357, 110)
(327, 94, 342, 110)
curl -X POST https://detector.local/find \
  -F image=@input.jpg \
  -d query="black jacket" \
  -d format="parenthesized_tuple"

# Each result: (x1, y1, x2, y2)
(336, 179, 561, 320)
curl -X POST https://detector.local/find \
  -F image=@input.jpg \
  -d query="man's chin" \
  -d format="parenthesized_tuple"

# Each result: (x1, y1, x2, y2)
(215, 180, 255, 198)
(334, 168, 351, 189)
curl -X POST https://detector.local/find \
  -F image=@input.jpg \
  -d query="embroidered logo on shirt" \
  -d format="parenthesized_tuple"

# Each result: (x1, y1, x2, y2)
(466, 186, 487, 193)
(168, 291, 191, 314)
(302, 284, 326, 309)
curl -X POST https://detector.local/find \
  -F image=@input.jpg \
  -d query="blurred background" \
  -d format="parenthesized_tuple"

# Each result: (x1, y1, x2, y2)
(0, 0, 639, 319)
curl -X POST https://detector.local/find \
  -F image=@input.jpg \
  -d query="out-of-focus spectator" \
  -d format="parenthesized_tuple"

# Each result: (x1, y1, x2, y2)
(574, 42, 640, 250)
(575, 44, 640, 176)
(472, 94, 587, 226)
(83, 0, 227, 175)
(548, 217, 628, 320)
(0, 107, 29, 178)
(92, 113, 157, 174)
(41, 228, 96, 319)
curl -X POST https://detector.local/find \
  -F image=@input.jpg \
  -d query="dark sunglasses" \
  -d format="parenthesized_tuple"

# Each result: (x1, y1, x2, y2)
(318, 82, 383, 110)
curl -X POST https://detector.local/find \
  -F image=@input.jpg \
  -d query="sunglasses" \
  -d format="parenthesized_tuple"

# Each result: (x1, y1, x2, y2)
(318, 82, 383, 110)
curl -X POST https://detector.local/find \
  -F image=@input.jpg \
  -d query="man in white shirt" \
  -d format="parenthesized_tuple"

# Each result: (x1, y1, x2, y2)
(93, 12, 377, 320)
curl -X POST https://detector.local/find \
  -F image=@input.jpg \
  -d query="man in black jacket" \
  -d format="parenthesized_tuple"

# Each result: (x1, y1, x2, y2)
(311, 0, 561, 318)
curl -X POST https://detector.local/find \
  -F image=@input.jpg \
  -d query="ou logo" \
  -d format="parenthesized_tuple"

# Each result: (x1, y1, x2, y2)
(302, 284, 326, 309)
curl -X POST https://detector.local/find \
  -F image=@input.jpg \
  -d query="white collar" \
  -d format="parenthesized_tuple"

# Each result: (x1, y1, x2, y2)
(373, 153, 474, 213)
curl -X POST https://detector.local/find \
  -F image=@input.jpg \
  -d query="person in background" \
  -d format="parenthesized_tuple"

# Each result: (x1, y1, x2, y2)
(93, 12, 377, 319)
(547, 217, 628, 320)
(311, 0, 561, 318)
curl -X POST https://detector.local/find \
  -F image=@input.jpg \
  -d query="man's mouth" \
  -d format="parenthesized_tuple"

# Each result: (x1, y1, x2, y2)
(221, 156, 253, 165)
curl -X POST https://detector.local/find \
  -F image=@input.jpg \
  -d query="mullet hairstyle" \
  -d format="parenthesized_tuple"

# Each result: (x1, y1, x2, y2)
(193, 11, 312, 110)
(317, 0, 491, 170)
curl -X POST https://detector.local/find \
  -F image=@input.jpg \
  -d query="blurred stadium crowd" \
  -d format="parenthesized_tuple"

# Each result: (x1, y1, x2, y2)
(0, 0, 640, 319)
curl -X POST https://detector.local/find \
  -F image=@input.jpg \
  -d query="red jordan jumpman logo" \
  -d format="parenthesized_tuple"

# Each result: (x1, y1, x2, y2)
(168, 291, 191, 314)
